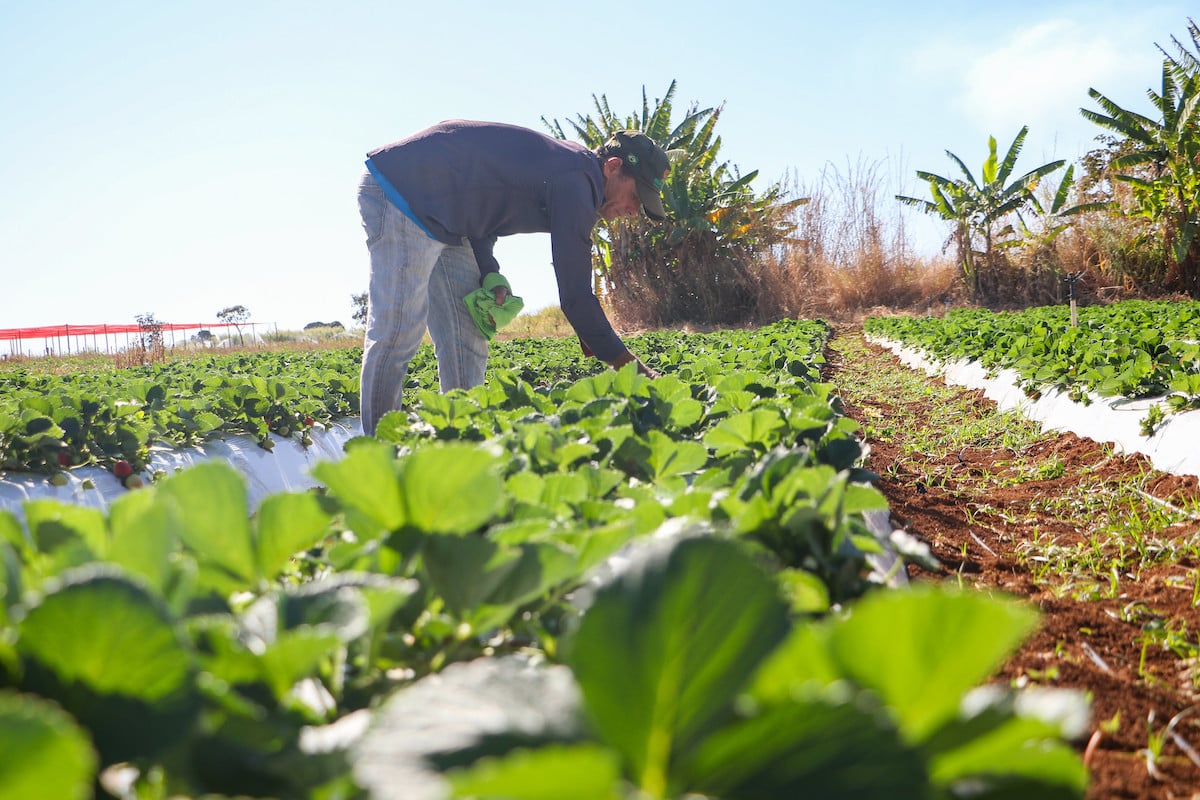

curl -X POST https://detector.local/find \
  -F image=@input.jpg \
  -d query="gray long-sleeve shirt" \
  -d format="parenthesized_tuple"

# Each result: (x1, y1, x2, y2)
(366, 120, 626, 361)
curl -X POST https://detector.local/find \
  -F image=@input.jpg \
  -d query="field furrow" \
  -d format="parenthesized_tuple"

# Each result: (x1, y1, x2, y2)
(830, 327, 1200, 798)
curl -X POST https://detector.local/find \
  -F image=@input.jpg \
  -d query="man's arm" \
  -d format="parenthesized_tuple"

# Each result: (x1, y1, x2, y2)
(469, 237, 501, 276)
(548, 176, 638, 360)
(578, 336, 658, 377)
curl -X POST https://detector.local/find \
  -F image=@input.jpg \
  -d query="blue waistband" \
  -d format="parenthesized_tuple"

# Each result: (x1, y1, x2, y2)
(364, 159, 436, 239)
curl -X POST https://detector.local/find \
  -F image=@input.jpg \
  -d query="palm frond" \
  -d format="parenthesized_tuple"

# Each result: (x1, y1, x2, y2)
(1083, 89, 1161, 143)
(1049, 164, 1075, 215)
(914, 170, 955, 188)
(1170, 88, 1200, 139)
(982, 135, 1000, 185)
(644, 81, 678, 141)
(1057, 200, 1116, 217)
(997, 126, 1029, 184)
(1007, 160, 1066, 196)
(1157, 18, 1200, 75)
(1157, 61, 1180, 129)
(1111, 150, 1167, 171)
(540, 117, 567, 139)
(930, 184, 960, 218)
(944, 151, 979, 188)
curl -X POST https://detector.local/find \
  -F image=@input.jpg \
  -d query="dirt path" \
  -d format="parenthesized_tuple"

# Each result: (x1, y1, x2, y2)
(826, 327, 1200, 799)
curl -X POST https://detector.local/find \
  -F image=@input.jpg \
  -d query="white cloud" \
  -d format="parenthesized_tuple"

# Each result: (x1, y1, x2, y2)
(951, 14, 1171, 160)
(963, 21, 1136, 128)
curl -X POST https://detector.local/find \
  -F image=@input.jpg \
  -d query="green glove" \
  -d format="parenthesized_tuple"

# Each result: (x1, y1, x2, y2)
(463, 272, 525, 340)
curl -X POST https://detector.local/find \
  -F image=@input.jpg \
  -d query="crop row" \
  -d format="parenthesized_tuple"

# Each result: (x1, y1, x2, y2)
(0, 349, 363, 476)
(0, 320, 1088, 798)
(863, 300, 1200, 413)
(0, 322, 830, 478)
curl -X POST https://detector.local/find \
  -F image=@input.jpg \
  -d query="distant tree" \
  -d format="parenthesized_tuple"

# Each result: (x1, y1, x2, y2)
(217, 304, 251, 345)
(544, 81, 804, 326)
(352, 292, 368, 326)
(896, 127, 1101, 303)
(134, 312, 165, 363)
(1080, 18, 1200, 297)
(304, 321, 345, 330)
(193, 329, 214, 346)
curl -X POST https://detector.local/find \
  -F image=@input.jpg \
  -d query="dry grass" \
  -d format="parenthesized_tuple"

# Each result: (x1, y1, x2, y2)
(497, 306, 574, 340)
(754, 157, 961, 322)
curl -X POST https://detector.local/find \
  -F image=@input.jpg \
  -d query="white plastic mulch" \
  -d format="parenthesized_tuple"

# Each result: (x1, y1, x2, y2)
(866, 335, 1200, 481)
(0, 419, 365, 519)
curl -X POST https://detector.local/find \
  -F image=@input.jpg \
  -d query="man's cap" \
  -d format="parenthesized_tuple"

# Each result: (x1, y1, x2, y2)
(603, 130, 671, 221)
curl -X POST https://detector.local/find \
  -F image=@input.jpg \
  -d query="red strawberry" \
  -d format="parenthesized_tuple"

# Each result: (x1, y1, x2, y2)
(113, 460, 133, 479)
(57, 451, 72, 467)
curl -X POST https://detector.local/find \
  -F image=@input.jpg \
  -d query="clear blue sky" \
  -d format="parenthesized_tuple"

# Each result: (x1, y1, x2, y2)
(1, 1, 1191, 333)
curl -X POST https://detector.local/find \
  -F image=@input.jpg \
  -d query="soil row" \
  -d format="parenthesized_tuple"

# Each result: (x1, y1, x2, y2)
(827, 328, 1200, 800)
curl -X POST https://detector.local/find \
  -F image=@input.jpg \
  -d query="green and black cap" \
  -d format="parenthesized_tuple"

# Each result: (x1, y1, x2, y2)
(602, 130, 671, 221)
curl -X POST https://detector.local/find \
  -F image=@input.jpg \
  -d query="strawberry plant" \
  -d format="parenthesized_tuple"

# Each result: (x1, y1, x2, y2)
(865, 300, 1200, 413)
(354, 536, 1087, 800)
(0, 318, 1086, 797)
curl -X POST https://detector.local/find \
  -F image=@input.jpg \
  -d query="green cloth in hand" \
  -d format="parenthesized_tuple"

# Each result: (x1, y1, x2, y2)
(463, 272, 525, 340)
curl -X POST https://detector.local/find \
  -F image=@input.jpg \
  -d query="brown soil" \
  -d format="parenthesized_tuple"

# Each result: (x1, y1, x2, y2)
(829, 329, 1200, 799)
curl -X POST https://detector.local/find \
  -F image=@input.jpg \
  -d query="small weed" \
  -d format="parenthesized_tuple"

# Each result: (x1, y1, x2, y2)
(1035, 457, 1066, 480)
(1141, 708, 1200, 780)
(1139, 403, 1166, 437)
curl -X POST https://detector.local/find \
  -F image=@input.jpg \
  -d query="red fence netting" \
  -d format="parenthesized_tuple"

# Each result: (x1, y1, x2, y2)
(0, 323, 239, 341)
(0, 322, 257, 356)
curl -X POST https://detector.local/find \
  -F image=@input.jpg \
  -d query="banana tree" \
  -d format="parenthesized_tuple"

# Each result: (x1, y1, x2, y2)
(545, 82, 804, 325)
(897, 127, 1072, 302)
(1080, 19, 1200, 297)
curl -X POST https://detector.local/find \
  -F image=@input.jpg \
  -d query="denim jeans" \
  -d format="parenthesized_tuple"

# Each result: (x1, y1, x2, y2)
(357, 170, 489, 435)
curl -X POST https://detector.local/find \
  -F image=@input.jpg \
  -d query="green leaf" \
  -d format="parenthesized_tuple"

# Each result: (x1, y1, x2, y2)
(302, 572, 418, 629)
(776, 568, 832, 614)
(842, 482, 889, 514)
(22, 500, 107, 559)
(681, 686, 929, 799)
(703, 409, 785, 456)
(539, 472, 590, 510)
(0, 691, 97, 800)
(566, 536, 790, 793)
(157, 461, 256, 586)
(610, 362, 649, 397)
(644, 430, 708, 479)
(0, 542, 15, 629)
(106, 488, 177, 594)
(566, 372, 615, 403)
(423, 536, 574, 628)
(829, 585, 1039, 742)
(506, 470, 548, 506)
(929, 710, 1088, 794)
(312, 439, 406, 531)
(746, 624, 842, 703)
(354, 657, 584, 800)
(18, 565, 193, 700)
(448, 743, 621, 800)
(258, 628, 344, 699)
(255, 491, 333, 579)
(666, 398, 704, 429)
(0, 511, 26, 557)
(395, 444, 504, 533)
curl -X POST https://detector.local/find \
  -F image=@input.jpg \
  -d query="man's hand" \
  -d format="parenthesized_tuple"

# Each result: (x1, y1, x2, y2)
(493, 285, 509, 306)
(607, 350, 659, 379)
(635, 360, 661, 379)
